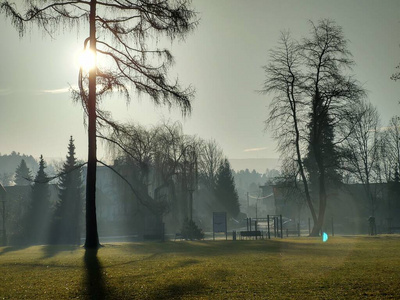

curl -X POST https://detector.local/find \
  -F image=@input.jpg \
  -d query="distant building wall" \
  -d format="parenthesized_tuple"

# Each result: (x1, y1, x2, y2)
(268, 182, 399, 234)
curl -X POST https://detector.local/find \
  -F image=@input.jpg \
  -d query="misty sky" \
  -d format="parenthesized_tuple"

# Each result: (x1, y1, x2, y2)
(0, 0, 399, 164)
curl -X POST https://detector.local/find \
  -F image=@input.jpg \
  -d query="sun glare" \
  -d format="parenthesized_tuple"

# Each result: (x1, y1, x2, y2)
(77, 49, 96, 72)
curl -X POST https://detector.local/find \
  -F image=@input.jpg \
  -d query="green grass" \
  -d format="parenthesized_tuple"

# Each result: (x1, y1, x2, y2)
(0, 235, 399, 299)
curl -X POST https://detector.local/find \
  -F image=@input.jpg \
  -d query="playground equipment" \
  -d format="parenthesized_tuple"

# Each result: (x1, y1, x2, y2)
(240, 215, 283, 240)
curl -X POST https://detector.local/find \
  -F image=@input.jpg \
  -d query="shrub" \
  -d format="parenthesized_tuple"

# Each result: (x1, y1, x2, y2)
(181, 218, 204, 240)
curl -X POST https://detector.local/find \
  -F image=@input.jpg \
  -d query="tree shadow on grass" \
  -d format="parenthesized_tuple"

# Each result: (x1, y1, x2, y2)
(83, 248, 107, 300)
(148, 279, 209, 299)
(0, 245, 30, 256)
(41, 244, 80, 259)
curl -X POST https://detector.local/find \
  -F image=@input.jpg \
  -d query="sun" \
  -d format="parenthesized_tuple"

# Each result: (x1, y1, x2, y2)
(77, 49, 96, 72)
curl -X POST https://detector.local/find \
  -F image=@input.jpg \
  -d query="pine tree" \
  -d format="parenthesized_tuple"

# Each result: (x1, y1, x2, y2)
(28, 155, 50, 244)
(214, 159, 240, 218)
(1, 0, 197, 249)
(304, 92, 341, 206)
(14, 159, 33, 186)
(51, 137, 83, 245)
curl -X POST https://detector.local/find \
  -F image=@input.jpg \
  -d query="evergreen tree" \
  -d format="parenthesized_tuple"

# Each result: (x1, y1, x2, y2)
(51, 137, 83, 245)
(28, 155, 50, 244)
(214, 159, 240, 218)
(1, 0, 197, 249)
(304, 92, 342, 204)
(14, 159, 33, 186)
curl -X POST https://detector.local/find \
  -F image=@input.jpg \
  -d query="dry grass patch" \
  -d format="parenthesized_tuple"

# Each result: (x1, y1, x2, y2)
(0, 235, 399, 299)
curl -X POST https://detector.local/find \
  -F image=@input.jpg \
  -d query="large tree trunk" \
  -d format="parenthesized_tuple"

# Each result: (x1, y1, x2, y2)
(310, 170, 327, 236)
(84, 0, 100, 249)
(309, 142, 327, 237)
(292, 104, 317, 225)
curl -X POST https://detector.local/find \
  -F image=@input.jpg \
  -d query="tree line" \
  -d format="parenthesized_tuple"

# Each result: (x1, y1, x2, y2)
(4, 127, 241, 245)
(1, 0, 199, 249)
(261, 19, 400, 236)
(5, 137, 83, 245)
(102, 121, 240, 233)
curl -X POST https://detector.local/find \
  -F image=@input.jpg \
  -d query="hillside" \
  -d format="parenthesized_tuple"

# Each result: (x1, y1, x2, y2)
(229, 158, 280, 173)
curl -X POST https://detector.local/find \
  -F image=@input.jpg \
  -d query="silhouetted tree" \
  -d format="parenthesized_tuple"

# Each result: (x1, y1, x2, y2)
(1, 0, 197, 248)
(14, 159, 33, 186)
(380, 116, 400, 181)
(180, 218, 204, 240)
(198, 139, 224, 190)
(303, 91, 342, 214)
(301, 20, 365, 235)
(27, 155, 50, 244)
(51, 137, 83, 245)
(261, 19, 365, 236)
(341, 100, 381, 216)
(0, 152, 38, 178)
(106, 121, 200, 230)
(214, 159, 240, 218)
(261, 32, 316, 225)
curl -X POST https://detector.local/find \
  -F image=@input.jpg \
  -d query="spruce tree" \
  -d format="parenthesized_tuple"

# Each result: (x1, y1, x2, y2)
(304, 93, 341, 205)
(51, 136, 83, 245)
(28, 155, 50, 244)
(214, 159, 240, 218)
(14, 159, 33, 186)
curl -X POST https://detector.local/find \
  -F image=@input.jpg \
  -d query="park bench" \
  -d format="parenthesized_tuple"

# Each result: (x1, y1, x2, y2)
(240, 230, 263, 240)
(286, 229, 300, 237)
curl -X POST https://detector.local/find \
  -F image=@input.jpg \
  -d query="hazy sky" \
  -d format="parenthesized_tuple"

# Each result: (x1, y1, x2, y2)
(0, 0, 399, 164)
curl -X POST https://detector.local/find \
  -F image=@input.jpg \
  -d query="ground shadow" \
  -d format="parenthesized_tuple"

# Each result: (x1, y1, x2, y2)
(0, 245, 30, 256)
(148, 279, 208, 299)
(41, 244, 80, 259)
(83, 248, 107, 300)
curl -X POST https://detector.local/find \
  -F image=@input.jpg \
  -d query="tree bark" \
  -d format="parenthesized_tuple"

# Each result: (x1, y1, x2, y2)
(84, 0, 100, 249)
(291, 95, 317, 225)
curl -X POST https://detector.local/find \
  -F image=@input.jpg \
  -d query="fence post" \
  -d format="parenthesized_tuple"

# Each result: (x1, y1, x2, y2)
(255, 220, 258, 240)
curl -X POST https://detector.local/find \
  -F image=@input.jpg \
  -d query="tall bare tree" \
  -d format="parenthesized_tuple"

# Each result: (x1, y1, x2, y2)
(261, 32, 317, 225)
(198, 139, 224, 190)
(383, 116, 400, 177)
(300, 19, 365, 235)
(105, 121, 199, 227)
(1, 0, 197, 248)
(262, 20, 365, 236)
(341, 100, 381, 216)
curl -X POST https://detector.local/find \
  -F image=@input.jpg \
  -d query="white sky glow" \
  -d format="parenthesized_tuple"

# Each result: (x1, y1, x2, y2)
(0, 0, 399, 164)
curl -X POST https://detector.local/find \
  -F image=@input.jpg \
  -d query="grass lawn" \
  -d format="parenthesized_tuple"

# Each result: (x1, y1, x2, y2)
(0, 235, 399, 299)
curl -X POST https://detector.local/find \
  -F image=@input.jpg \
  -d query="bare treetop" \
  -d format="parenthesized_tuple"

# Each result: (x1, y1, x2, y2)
(1, 0, 198, 119)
